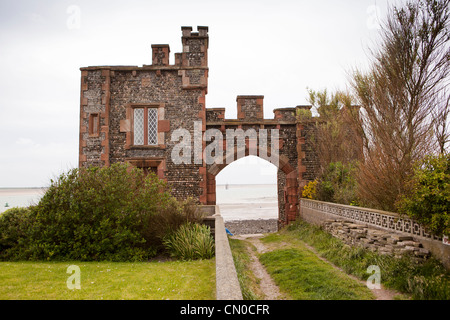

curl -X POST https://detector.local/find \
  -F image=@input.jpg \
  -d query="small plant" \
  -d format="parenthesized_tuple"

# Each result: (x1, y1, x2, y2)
(302, 180, 318, 199)
(163, 222, 215, 260)
(316, 161, 359, 205)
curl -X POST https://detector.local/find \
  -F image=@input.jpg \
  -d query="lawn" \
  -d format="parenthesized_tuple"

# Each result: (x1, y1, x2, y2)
(0, 259, 215, 300)
(259, 248, 374, 300)
(257, 232, 375, 300)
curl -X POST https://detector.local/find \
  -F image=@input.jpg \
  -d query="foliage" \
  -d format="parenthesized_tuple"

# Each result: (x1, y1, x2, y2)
(315, 162, 359, 205)
(301, 180, 318, 200)
(0, 163, 205, 262)
(287, 220, 450, 300)
(0, 207, 33, 258)
(296, 107, 312, 121)
(228, 238, 261, 300)
(396, 154, 450, 236)
(163, 222, 215, 261)
(305, 88, 363, 174)
(142, 197, 206, 251)
(351, 0, 450, 211)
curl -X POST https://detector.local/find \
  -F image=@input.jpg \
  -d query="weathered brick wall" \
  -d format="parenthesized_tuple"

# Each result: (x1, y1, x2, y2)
(78, 26, 323, 226)
(79, 26, 209, 202)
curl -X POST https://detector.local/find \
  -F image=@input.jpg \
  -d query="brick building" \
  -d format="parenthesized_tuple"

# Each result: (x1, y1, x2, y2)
(78, 26, 320, 226)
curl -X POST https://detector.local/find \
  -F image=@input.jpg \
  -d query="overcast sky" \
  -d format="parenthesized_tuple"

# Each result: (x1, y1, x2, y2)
(0, 0, 394, 187)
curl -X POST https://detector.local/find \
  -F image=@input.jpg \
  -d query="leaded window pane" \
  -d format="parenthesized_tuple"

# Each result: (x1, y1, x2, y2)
(134, 108, 144, 145)
(148, 108, 158, 145)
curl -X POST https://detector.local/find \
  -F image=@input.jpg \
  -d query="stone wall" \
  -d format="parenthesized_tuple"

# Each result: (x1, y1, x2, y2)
(300, 199, 450, 268)
(322, 219, 431, 263)
(79, 26, 209, 203)
(78, 26, 322, 226)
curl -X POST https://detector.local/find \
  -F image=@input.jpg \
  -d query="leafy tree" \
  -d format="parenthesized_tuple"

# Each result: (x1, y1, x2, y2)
(305, 88, 363, 175)
(315, 162, 359, 206)
(396, 154, 450, 236)
(351, 0, 450, 211)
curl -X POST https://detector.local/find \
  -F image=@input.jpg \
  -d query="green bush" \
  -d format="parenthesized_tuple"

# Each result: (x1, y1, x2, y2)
(316, 162, 359, 205)
(0, 207, 33, 259)
(143, 197, 206, 251)
(163, 222, 215, 260)
(0, 163, 196, 261)
(396, 154, 450, 236)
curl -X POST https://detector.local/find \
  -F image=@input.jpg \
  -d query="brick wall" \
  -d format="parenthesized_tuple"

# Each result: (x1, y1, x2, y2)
(78, 26, 324, 226)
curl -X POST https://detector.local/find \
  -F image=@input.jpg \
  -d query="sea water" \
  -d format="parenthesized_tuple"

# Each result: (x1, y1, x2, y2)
(216, 184, 278, 221)
(0, 188, 46, 213)
(0, 184, 279, 221)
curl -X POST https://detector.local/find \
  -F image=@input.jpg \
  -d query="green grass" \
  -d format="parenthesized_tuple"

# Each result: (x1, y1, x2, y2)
(229, 232, 374, 300)
(255, 232, 375, 300)
(259, 248, 374, 300)
(283, 220, 450, 300)
(228, 238, 261, 300)
(0, 259, 215, 300)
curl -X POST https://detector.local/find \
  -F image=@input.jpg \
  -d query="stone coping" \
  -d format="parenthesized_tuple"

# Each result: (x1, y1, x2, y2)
(201, 205, 243, 300)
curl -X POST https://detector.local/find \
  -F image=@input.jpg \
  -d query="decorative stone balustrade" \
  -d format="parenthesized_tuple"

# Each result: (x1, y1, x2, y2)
(300, 199, 449, 268)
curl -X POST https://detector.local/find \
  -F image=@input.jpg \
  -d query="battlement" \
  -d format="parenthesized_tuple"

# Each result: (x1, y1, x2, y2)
(181, 26, 209, 38)
(150, 26, 209, 68)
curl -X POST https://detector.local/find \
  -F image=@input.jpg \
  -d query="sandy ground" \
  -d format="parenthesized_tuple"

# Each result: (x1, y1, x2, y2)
(218, 203, 278, 221)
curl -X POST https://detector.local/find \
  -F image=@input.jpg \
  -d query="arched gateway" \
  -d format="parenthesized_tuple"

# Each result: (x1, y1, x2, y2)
(78, 26, 319, 227)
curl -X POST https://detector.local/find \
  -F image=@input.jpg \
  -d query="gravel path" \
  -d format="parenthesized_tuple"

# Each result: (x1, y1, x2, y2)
(232, 234, 285, 300)
(231, 232, 403, 300)
(224, 219, 278, 235)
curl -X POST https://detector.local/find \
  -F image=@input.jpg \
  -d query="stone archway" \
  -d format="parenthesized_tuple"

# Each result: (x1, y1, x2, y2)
(205, 144, 299, 227)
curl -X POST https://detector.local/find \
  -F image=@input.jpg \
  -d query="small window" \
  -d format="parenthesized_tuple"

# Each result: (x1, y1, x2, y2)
(89, 113, 100, 136)
(133, 107, 158, 145)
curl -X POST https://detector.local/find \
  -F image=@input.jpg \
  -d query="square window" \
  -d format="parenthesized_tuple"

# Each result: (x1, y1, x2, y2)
(133, 107, 158, 146)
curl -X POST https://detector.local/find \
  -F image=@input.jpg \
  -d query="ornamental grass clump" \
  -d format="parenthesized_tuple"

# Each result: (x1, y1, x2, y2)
(163, 222, 215, 260)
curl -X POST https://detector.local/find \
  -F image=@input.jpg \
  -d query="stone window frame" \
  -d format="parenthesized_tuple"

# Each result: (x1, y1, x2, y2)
(88, 113, 100, 137)
(126, 157, 166, 181)
(121, 102, 169, 150)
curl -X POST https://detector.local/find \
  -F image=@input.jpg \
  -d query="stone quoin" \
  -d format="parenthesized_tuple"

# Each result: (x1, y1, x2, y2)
(78, 26, 321, 227)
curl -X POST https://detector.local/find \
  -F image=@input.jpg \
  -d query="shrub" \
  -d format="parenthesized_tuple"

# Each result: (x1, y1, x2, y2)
(316, 162, 359, 205)
(301, 180, 318, 199)
(163, 222, 215, 260)
(396, 154, 450, 236)
(0, 207, 33, 260)
(143, 197, 206, 251)
(0, 163, 187, 261)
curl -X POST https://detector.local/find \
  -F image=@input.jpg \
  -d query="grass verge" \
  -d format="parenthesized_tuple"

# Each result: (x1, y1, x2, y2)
(256, 232, 375, 300)
(284, 220, 450, 300)
(228, 238, 261, 300)
(0, 259, 215, 300)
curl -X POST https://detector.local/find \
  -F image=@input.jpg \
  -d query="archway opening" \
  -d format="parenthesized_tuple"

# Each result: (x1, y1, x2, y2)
(215, 155, 278, 235)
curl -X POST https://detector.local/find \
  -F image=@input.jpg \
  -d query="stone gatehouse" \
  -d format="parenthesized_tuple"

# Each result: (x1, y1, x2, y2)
(78, 26, 319, 226)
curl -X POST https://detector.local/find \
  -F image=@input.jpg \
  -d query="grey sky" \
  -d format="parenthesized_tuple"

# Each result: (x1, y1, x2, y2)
(0, 0, 391, 187)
